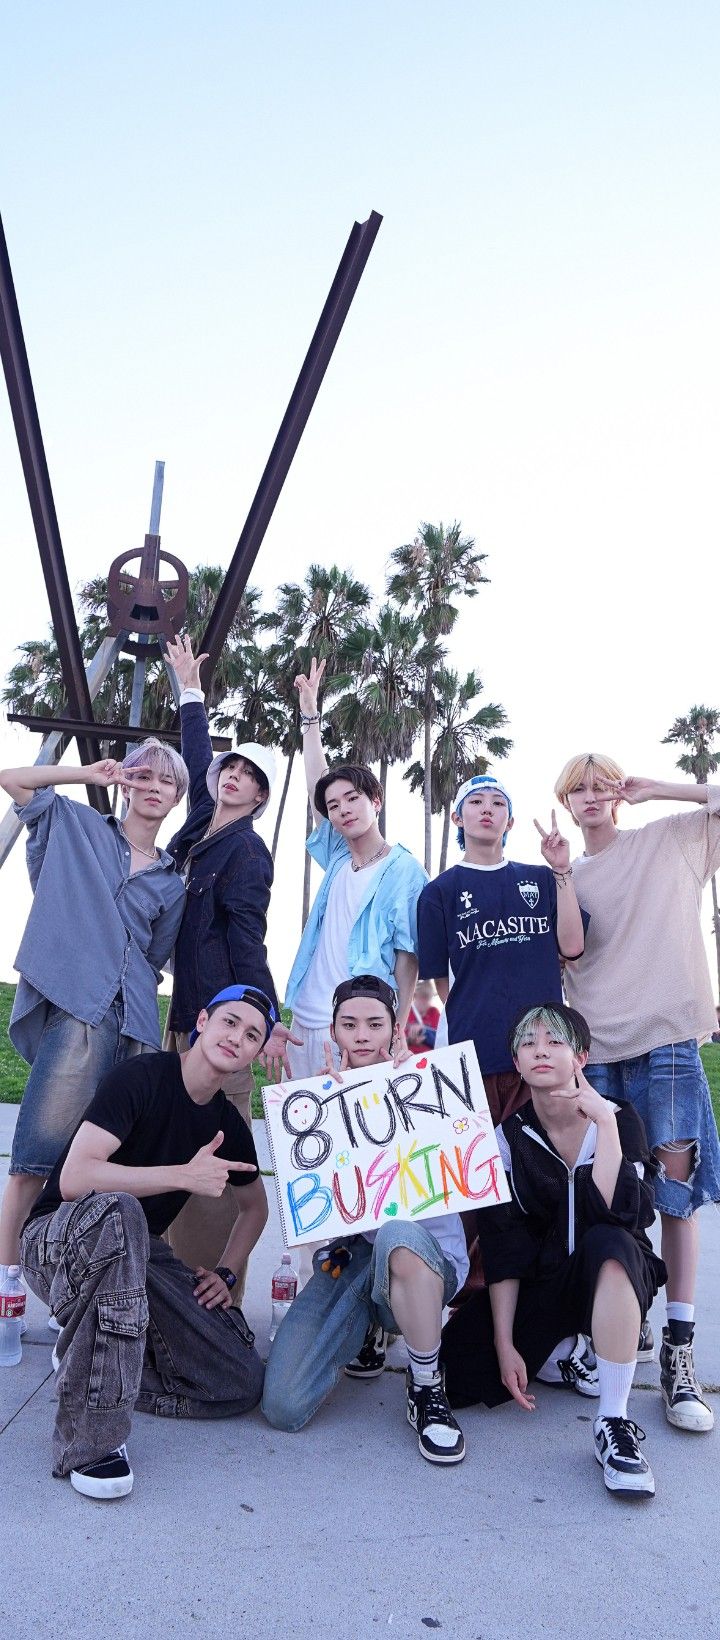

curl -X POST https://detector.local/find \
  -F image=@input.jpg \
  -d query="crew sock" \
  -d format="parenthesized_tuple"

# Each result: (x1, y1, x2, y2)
(596, 1356, 636, 1421)
(407, 1344, 441, 1387)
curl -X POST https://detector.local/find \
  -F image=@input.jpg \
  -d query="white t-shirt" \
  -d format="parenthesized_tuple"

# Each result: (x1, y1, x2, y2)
(293, 857, 384, 1029)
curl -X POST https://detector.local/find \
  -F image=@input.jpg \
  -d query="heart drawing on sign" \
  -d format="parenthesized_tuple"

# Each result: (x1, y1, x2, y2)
(415, 1058, 428, 1070)
(322, 1080, 333, 1090)
(383, 1202, 399, 1216)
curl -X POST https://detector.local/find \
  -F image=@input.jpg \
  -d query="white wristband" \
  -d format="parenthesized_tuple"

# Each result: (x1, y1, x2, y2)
(179, 687, 205, 705)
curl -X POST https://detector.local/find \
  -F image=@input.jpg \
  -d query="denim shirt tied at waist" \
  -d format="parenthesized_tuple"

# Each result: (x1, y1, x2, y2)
(10, 789, 186, 1064)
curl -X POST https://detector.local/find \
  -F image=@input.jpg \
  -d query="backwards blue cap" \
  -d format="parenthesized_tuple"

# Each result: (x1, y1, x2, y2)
(189, 984, 278, 1045)
(453, 774, 513, 849)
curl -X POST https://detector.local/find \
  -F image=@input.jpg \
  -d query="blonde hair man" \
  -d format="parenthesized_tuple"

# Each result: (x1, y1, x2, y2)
(554, 753, 720, 1434)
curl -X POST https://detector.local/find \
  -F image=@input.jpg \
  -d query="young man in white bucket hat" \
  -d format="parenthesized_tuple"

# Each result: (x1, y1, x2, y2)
(162, 636, 297, 1292)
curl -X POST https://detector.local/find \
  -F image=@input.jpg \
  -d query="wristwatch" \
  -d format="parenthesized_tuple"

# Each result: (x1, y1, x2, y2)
(214, 1265, 237, 1291)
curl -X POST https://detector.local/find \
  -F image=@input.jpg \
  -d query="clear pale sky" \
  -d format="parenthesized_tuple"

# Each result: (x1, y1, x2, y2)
(1, 2, 719, 997)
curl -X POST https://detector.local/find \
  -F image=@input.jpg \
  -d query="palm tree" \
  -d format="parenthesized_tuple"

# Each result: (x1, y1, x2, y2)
(662, 705, 720, 1000)
(324, 604, 423, 835)
(405, 667, 512, 870)
(386, 521, 489, 871)
(264, 564, 372, 924)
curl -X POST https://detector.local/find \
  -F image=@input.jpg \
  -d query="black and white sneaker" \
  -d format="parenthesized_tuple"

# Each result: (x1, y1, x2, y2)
(344, 1323, 387, 1379)
(593, 1417, 655, 1498)
(637, 1319, 655, 1362)
(556, 1335, 600, 1398)
(659, 1329, 714, 1432)
(406, 1369, 465, 1465)
(69, 1445, 134, 1500)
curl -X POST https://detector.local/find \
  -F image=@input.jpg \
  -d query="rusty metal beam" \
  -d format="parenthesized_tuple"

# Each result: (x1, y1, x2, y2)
(0, 210, 106, 809)
(195, 209, 383, 689)
(8, 713, 232, 753)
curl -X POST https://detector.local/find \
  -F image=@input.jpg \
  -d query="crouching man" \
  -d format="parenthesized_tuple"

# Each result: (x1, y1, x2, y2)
(20, 985, 273, 1500)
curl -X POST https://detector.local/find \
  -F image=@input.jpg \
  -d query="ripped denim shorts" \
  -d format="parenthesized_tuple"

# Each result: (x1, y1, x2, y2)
(586, 1040, 720, 1218)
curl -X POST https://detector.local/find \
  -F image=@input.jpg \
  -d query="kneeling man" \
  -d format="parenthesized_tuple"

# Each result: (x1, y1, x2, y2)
(21, 985, 273, 1500)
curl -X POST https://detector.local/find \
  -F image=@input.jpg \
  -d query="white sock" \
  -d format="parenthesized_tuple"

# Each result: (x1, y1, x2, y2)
(596, 1356, 636, 1421)
(666, 1301, 694, 1325)
(407, 1343, 440, 1386)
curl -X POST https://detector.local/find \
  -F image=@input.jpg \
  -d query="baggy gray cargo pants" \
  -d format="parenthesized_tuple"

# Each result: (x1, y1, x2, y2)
(22, 1191, 264, 1476)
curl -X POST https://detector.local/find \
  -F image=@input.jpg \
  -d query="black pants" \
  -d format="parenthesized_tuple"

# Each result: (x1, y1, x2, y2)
(440, 1224, 660, 1410)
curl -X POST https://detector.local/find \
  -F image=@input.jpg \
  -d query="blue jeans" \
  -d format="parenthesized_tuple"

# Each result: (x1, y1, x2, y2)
(585, 1039, 720, 1218)
(262, 1222, 458, 1433)
(11, 1001, 152, 1176)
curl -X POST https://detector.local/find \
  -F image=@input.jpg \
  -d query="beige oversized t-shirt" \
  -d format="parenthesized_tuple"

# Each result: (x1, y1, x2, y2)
(563, 787, 720, 1063)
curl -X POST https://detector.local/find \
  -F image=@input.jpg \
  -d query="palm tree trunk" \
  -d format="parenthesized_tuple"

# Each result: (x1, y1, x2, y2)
(439, 801, 451, 872)
(378, 756, 388, 838)
(301, 797, 313, 930)
(271, 748, 295, 860)
(423, 682, 433, 874)
(712, 873, 720, 1004)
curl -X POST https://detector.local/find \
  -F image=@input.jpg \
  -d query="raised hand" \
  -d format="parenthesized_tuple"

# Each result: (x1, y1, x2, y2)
(258, 1022, 304, 1085)
(533, 808, 570, 873)
(315, 1040, 350, 1084)
(87, 759, 152, 788)
(294, 655, 326, 717)
(184, 1131, 256, 1197)
(595, 775, 659, 806)
(166, 634, 209, 693)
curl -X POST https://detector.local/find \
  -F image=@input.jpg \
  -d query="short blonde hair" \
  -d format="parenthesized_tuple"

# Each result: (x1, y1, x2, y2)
(554, 752, 625, 826)
(122, 737, 189, 802)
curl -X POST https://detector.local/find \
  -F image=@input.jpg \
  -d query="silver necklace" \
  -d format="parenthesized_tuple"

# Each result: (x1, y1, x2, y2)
(351, 841, 390, 873)
(119, 823, 158, 862)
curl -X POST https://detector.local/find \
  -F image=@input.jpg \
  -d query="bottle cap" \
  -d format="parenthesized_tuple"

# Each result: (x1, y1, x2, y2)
(8, 1266, 20, 1277)
(281, 1252, 291, 1263)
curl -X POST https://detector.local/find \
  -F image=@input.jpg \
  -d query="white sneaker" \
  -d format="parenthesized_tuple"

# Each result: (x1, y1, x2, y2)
(593, 1417, 655, 1498)
(537, 1335, 600, 1397)
(47, 1314, 62, 1333)
(69, 1445, 134, 1500)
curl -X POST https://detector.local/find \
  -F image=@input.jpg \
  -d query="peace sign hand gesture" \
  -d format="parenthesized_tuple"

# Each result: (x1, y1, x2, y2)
(314, 1040, 349, 1085)
(533, 809, 570, 873)
(294, 656, 326, 717)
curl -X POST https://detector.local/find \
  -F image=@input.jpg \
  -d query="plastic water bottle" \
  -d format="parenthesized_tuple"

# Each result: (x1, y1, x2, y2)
(0, 1265, 26, 1367)
(269, 1252, 297, 1343)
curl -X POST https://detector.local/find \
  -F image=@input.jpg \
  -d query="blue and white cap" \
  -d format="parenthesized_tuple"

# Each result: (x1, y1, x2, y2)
(453, 774, 513, 849)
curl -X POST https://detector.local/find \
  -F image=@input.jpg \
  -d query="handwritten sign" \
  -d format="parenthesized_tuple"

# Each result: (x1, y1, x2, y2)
(262, 1040, 510, 1248)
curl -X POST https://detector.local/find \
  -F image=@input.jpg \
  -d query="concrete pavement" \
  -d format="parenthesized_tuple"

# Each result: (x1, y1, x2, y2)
(1, 1102, 718, 1640)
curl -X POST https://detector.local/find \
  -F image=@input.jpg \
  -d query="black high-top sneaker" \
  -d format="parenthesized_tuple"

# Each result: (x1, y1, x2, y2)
(660, 1326, 714, 1432)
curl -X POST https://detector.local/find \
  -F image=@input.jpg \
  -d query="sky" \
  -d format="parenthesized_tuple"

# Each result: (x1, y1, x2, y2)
(1, 1, 720, 998)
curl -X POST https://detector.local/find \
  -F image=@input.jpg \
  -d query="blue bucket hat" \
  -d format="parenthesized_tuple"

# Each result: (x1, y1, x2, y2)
(453, 774, 513, 849)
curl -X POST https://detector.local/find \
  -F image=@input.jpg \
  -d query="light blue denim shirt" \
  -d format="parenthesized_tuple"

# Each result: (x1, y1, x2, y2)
(9, 789, 186, 1063)
(285, 819, 427, 1009)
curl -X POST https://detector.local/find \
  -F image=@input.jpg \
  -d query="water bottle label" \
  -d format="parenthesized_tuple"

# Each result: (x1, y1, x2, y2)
(271, 1276, 297, 1301)
(0, 1293, 26, 1319)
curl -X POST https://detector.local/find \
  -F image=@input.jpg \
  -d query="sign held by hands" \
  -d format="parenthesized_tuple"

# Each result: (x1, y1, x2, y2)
(263, 1040, 510, 1248)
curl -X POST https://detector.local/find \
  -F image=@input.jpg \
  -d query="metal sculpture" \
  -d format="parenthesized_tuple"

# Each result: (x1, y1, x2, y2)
(0, 206, 383, 866)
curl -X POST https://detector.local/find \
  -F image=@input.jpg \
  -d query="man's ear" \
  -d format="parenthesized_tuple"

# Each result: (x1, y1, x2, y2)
(195, 1009, 209, 1037)
(573, 1049, 589, 1072)
(505, 814, 514, 834)
(330, 1023, 337, 1045)
(451, 808, 462, 827)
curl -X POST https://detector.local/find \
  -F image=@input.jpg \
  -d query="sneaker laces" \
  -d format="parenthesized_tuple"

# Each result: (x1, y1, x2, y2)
(558, 1350, 593, 1387)
(417, 1379, 456, 1430)
(599, 1417, 645, 1460)
(671, 1343, 703, 1396)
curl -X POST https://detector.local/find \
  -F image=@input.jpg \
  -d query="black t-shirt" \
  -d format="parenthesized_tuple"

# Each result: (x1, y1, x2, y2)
(24, 1052, 259, 1238)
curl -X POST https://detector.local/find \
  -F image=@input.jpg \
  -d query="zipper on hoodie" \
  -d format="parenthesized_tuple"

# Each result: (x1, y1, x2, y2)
(520, 1122, 598, 1256)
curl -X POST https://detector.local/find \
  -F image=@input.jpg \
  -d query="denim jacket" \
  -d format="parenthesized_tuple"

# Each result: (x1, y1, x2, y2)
(167, 702, 278, 1031)
(10, 789, 185, 1063)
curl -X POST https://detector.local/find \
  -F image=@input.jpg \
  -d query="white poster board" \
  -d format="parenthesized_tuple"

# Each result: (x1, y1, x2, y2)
(262, 1040, 510, 1248)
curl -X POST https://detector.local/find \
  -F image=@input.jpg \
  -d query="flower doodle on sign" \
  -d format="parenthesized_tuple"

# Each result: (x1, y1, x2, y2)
(453, 1118, 469, 1134)
(335, 1151, 350, 1168)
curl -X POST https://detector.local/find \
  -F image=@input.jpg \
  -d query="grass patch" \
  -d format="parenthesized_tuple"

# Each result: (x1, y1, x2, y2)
(1, 981, 288, 1121)
(2, 979, 718, 1129)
